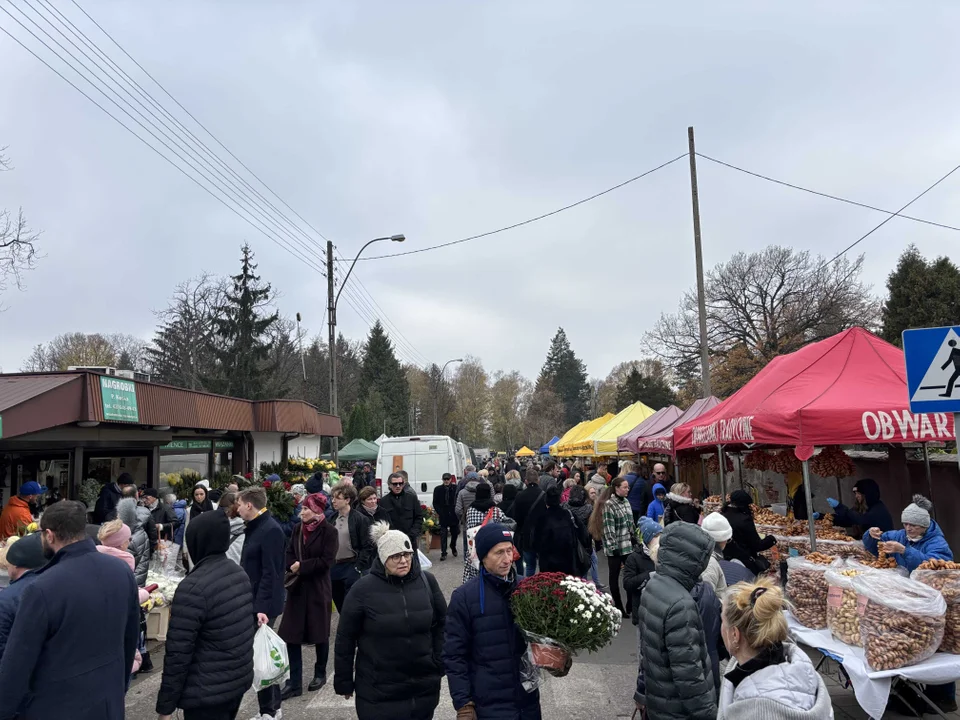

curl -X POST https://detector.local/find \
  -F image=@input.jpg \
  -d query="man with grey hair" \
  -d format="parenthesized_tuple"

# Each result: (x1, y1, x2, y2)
(380, 472, 423, 547)
(458, 465, 477, 491)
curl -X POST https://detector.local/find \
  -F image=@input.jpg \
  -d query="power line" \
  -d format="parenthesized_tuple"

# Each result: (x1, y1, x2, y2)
(334, 154, 689, 261)
(696, 152, 960, 233)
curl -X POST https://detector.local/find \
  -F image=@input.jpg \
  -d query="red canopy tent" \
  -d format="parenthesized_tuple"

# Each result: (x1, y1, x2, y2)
(672, 327, 956, 549)
(616, 405, 683, 453)
(635, 396, 721, 456)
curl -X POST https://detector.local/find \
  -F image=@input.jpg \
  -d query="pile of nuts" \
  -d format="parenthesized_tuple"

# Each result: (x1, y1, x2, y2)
(857, 552, 898, 570)
(826, 568, 864, 645)
(786, 555, 837, 629)
(913, 561, 960, 654)
(853, 573, 947, 671)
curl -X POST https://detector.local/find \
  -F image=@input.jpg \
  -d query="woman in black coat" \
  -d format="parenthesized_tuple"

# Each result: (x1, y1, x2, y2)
(334, 522, 447, 720)
(662, 482, 701, 526)
(156, 509, 256, 719)
(532, 486, 590, 575)
(278, 493, 339, 698)
(720, 490, 776, 576)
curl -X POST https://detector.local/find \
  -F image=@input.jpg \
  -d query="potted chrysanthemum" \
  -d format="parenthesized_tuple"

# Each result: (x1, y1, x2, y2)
(510, 572, 622, 677)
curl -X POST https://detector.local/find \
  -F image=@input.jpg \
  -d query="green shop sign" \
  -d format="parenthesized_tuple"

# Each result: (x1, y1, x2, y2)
(100, 376, 139, 423)
(162, 439, 236, 451)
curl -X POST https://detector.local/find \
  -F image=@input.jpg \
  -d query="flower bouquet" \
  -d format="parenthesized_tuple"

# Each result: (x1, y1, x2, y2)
(421, 505, 439, 535)
(510, 573, 622, 687)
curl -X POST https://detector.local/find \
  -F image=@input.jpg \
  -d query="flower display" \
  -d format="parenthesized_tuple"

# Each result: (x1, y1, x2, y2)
(420, 505, 439, 535)
(286, 457, 337, 473)
(511, 572, 621, 677)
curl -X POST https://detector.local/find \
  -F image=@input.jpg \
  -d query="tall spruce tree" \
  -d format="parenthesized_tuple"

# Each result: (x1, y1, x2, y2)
(359, 321, 410, 435)
(881, 245, 960, 347)
(345, 402, 372, 442)
(538, 328, 589, 426)
(211, 244, 279, 399)
(616, 365, 676, 411)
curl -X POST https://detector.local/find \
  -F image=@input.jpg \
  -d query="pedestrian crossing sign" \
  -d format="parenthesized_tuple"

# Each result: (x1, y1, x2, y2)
(903, 325, 960, 414)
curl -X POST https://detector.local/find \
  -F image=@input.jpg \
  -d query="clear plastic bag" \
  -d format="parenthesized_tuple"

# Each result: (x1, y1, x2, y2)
(825, 566, 867, 645)
(519, 631, 570, 692)
(851, 572, 947, 671)
(911, 568, 960, 654)
(252, 624, 290, 690)
(786, 555, 841, 629)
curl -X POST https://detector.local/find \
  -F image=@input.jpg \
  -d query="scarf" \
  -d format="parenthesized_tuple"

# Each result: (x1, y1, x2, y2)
(301, 492, 327, 540)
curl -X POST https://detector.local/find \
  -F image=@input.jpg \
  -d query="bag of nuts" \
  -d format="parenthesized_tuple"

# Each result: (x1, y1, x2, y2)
(911, 559, 960, 654)
(786, 554, 841, 629)
(825, 567, 867, 646)
(851, 572, 947, 671)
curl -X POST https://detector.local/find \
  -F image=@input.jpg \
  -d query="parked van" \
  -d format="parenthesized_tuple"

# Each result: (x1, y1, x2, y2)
(454, 442, 471, 475)
(376, 435, 463, 505)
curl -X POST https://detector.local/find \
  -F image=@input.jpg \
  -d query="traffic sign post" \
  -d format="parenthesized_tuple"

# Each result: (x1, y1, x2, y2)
(903, 325, 960, 479)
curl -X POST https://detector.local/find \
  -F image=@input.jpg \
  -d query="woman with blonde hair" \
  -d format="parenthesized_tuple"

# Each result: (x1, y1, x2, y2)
(662, 481, 701, 526)
(718, 579, 832, 719)
(588, 477, 634, 615)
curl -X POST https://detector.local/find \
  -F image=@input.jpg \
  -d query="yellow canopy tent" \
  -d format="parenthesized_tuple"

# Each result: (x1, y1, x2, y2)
(555, 413, 615, 455)
(549, 421, 587, 455)
(567, 401, 656, 456)
(515, 446, 536, 457)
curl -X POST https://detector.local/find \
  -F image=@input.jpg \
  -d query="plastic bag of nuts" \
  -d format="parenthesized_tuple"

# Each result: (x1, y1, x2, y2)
(786, 554, 841, 629)
(825, 567, 867, 645)
(851, 572, 947, 671)
(911, 560, 960, 654)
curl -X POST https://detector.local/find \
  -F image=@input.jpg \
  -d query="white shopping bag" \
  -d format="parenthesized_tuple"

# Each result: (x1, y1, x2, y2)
(418, 549, 432, 570)
(252, 624, 290, 691)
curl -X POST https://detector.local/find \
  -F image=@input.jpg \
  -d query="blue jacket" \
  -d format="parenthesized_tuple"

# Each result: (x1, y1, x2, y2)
(626, 473, 651, 515)
(279, 503, 303, 538)
(172, 500, 187, 545)
(444, 571, 541, 720)
(863, 520, 953, 573)
(0, 539, 139, 720)
(645, 484, 667, 521)
(240, 510, 287, 619)
(0, 570, 40, 660)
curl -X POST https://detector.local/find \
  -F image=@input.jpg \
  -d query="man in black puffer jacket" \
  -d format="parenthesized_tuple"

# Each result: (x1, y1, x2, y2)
(638, 522, 718, 720)
(156, 509, 255, 719)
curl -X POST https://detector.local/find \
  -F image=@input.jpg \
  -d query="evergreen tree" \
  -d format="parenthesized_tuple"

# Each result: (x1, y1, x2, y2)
(359, 321, 409, 435)
(211, 244, 279, 399)
(881, 245, 960, 347)
(538, 328, 589, 426)
(616, 365, 677, 411)
(345, 402, 372, 442)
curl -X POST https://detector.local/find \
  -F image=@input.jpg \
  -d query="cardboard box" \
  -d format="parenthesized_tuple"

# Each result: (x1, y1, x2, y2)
(146, 605, 170, 642)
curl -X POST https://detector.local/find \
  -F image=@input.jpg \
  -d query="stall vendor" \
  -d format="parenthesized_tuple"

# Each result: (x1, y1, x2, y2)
(826, 478, 893, 537)
(863, 494, 951, 573)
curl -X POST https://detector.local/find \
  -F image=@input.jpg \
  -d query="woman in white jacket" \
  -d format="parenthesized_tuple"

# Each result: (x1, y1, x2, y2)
(718, 579, 833, 720)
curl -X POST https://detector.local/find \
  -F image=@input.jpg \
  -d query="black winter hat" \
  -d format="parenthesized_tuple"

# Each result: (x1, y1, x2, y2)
(6, 533, 47, 570)
(185, 508, 231, 566)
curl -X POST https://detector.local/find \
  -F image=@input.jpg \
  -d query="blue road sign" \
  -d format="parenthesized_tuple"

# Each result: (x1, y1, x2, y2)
(903, 325, 960, 414)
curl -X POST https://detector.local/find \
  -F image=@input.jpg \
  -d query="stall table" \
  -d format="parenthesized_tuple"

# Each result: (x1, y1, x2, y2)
(787, 612, 960, 718)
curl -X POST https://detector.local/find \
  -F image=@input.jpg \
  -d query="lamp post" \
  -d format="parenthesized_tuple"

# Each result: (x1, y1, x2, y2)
(327, 234, 405, 464)
(434, 358, 463, 434)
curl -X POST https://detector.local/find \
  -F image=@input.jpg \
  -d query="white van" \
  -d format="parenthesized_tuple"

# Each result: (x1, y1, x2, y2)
(376, 435, 463, 505)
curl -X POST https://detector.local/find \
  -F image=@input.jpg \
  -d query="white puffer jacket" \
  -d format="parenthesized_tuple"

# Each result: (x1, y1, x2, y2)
(717, 642, 834, 720)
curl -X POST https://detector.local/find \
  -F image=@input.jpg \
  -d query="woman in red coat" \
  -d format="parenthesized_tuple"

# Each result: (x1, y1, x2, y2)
(279, 493, 339, 698)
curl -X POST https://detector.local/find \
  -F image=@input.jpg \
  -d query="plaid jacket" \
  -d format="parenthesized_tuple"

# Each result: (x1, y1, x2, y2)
(602, 495, 634, 557)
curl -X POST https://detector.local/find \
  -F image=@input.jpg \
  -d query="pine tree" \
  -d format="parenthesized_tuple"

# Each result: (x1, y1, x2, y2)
(616, 365, 677, 410)
(359, 321, 409, 435)
(881, 245, 960, 347)
(116, 350, 134, 371)
(538, 328, 589, 426)
(211, 244, 279, 399)
(345, 402, 372, 442)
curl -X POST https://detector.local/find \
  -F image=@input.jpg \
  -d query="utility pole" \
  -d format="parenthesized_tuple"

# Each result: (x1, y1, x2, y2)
(688, 126, 712, 396)
(327, 241, 338, 465)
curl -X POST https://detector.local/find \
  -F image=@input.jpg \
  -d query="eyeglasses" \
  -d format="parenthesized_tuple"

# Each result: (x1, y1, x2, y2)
(389, 482, 404, 487)
(654, 471, 666, 476)
(388, 551, 413, 562)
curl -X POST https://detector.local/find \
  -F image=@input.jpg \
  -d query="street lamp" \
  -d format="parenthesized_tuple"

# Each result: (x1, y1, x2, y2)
(434, 358, 463, 434)
(328, 234, 405, 464)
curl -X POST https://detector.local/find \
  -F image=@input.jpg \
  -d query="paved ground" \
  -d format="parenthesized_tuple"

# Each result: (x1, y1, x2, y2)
(125, 552, 958, 719)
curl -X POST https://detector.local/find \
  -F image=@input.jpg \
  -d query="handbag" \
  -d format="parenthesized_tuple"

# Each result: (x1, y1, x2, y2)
(283, 529, 303, 590)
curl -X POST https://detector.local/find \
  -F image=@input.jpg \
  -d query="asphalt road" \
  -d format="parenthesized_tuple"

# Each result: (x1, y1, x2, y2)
(125, 551, 641, 720)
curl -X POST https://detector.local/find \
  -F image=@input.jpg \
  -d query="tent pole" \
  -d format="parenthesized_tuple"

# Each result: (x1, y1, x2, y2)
(802, 459, 817, 552)
(923, 442, 935, 521)
(717, 444, 725, 501)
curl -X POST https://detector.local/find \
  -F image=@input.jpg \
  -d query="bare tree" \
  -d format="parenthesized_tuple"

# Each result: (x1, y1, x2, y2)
(0, 149, 41, 300)
(645, 246, 880, 396)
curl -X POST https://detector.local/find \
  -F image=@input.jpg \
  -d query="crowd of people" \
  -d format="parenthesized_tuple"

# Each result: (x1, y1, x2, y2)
(0, 454, 957, 719)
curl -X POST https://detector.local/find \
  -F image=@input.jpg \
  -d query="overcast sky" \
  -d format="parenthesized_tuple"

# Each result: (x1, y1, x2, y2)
(2, 1, 959, 382)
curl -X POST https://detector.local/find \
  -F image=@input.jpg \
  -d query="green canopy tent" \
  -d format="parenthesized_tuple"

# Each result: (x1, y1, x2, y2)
(323, 438, 380, 463)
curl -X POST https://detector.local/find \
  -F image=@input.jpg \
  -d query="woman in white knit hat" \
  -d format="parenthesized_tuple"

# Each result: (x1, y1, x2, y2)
(862, 494, 952, 574)
(701, 512, 755, 588)
(333, 522, 447, 720)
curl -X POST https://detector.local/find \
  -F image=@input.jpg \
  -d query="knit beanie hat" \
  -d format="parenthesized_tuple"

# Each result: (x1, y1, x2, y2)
(100, 521, 132, 549)
(474, 523, 514, 563)
(369, 521, 414, 565)
(637, 516, 663, 546)
(730, 490, 753, 508)
(902, 494, 933, 528)
(701, 512, 733, 543)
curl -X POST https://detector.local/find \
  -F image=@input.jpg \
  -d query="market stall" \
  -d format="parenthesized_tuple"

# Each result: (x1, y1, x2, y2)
(634, 396, 721, 456)
(565, 401, 655, 456)
(616, 405, 682, 454)
(538, 436, 560, 455)
(515, 446, 536, 458)
(673, 327, 956, 549)
(322, 438, 379, 463)
(553, 414, 614, 456)
(549, 421, 588, 456)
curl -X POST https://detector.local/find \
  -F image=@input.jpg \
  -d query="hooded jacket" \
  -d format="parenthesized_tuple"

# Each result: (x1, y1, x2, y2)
(116, 498, 150, 586)
(717, 642, 833, 720)
(532, 491, 590, 576)
(564, 486, 593, 527)
(334, 556, 446, 720)
(225, 515, 245, 565)
(646, 483, 667, 521)
(626, 472, 652, 515)
(92, 482, 123, 524)
(156, 510, 256, 715)
(507, 483, 545, 551)
(455, 479, 484, 527)
(638, 522, 718, 720)
(172, 499, 187, 545)
(863, 520, 953, 573)
(663, 492, 700, 526)
(444, 570, 541, 720)
(833, 478, 893, 535)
